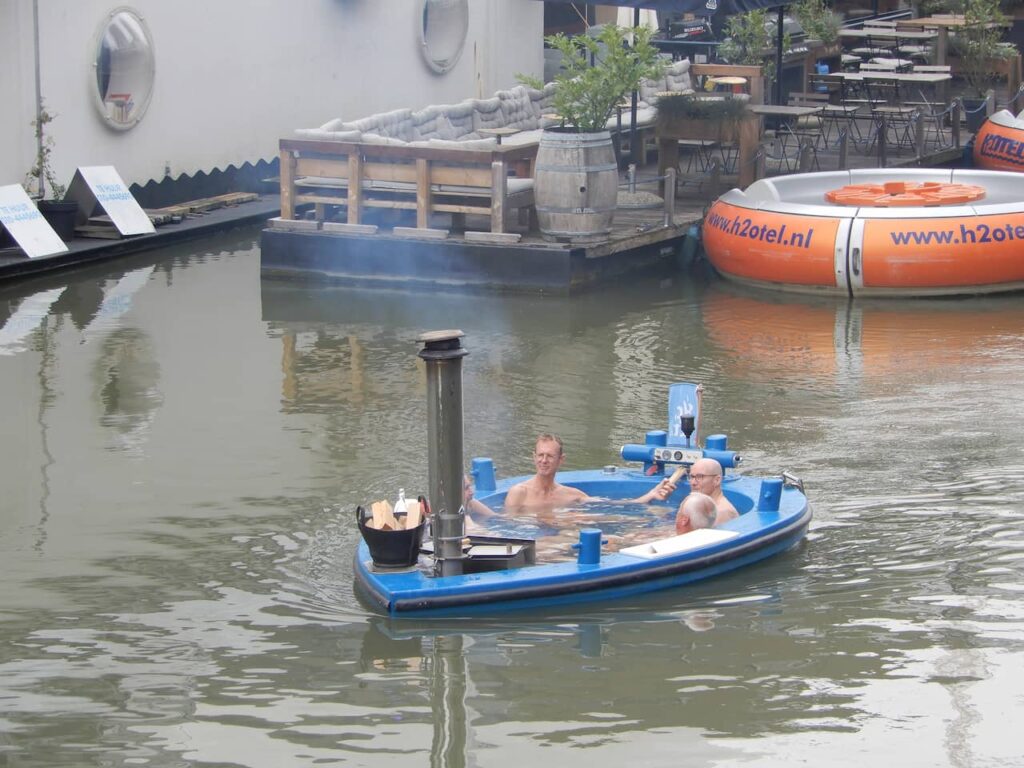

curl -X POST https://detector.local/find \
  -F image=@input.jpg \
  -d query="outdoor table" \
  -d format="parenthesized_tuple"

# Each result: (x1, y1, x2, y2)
(750, 104, 823, 150)
(706, 75, 748, 95)
(832, 71, 952, 105)
(895, 15, 1006, 79)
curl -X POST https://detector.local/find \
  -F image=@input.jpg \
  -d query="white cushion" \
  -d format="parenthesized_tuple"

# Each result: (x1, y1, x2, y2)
(359, 133, 408, 146)
(427, 137, 496, 150)
(620, 528, 739, 559)
(294, 128, 362, 141)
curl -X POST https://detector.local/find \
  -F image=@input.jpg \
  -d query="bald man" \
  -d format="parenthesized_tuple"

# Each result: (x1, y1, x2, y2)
(659, 458, 738, 524)
(687, 458, 738, 523)
(676, 491, 718, 534)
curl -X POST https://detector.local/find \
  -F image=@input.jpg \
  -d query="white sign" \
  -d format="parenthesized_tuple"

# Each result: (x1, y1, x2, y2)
(0, 184, 68, 258)
(66, 166, 155, 236)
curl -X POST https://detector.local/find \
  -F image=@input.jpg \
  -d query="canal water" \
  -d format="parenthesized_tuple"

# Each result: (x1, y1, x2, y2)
(1, 225, 1022, 767)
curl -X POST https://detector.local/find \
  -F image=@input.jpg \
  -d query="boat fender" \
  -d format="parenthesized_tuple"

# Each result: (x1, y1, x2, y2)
(758, 478, 783, 512)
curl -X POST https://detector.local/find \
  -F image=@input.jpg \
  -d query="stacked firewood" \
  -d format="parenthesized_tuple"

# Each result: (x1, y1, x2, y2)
(365, 498, 423, 531)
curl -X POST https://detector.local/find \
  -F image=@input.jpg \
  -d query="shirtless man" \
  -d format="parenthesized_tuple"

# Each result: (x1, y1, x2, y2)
(655, 457, 738, 524)
(675, 491, 717, 534)
(682, 457, 738, 524)
(504, 433, 673, 511)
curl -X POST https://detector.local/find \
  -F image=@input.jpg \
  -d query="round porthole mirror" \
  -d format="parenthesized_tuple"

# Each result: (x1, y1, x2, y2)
(92, 8, 155, 130)
(420, 0, 469, 74)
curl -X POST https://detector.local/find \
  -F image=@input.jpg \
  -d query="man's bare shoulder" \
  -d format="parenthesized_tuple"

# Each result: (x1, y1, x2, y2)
(504, 481, 530, 504)
(552, 483, 591, 505)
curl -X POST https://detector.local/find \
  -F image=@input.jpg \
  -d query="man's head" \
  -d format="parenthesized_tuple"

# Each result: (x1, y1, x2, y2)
(463, 474, 474, 503)
(676, 492, 717, 534)
(533, 433, 565, 478)
(688, 458, 723, 497)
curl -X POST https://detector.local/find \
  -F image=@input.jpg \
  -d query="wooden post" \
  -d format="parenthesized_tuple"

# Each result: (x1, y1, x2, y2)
(1009, 54, 1023, 107)
(952, 98, 962, 147)
(279, 148, 296, 221)
(708, 157, 722, 201)
(491, 161, 507, 234)
(798, 140, 814, 172)
(936, 27, 949, 103)
(347, 153, 363, 225)
(754, 147, 766, 180)
(663, 167, 676, 228)
(737, 113, 762, 188)
(416, 158, 430, 229)
(658, 137, 679, 198)
(877, 113, 888, 168)
(915, 110, 925, 160)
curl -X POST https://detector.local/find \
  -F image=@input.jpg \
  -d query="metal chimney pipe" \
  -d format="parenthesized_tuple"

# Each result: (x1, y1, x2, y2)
(417, 330, 468, 577)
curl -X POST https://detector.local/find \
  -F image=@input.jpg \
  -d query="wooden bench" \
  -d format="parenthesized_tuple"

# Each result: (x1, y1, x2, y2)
(279, 138, 539, 234)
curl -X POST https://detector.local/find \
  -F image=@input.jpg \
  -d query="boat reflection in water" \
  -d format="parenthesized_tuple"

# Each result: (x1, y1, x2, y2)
(700, 282, 1024, 385)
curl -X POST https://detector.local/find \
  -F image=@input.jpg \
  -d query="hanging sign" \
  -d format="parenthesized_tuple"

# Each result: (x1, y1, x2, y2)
(0, 184, 69, 258)
(66, 166, 155, 236)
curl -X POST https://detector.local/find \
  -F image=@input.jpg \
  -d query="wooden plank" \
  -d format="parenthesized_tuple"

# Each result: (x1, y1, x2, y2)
(280, 149, 296, 220)
(295, 156, 350, 179)
(491, 161, 506, 234)
(347, 153, 363, 225)
(74, 224, 123, 239)
(416, 157, 430, 229)
(150, 192, 259, 218)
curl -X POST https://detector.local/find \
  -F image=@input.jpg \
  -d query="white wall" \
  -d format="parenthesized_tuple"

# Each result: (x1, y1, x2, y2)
(0, 0, 543, 192)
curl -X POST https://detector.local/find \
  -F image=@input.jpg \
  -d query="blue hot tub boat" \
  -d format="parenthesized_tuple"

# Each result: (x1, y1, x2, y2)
(354, 378, 812, 618)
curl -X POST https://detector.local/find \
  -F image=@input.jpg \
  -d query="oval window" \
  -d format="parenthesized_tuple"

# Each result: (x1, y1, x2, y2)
(92, 8, 156, 130)
(420, 0, 469, 74)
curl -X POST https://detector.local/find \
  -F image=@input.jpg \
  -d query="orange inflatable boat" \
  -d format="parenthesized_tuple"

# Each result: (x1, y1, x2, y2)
(973, 109, 1024, 172)
(701, 169, 1024, 297)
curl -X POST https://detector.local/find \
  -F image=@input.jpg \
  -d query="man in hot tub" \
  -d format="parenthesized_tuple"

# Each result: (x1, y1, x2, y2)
(504, 433, 675, 511)
(663, 457, 738, 524)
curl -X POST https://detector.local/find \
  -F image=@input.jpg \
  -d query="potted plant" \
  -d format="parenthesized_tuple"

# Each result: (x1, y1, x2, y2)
(519, 24, 664, 241)
(655, 93, 748, 135)
(24, 103, 77, 241)
(718, 10, 789, 82)
(792, 0, 841, 48)
(961, 0, 1015, 129)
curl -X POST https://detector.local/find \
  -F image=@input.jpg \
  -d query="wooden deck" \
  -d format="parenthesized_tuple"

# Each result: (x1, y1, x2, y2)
(259, 123, 971, 295)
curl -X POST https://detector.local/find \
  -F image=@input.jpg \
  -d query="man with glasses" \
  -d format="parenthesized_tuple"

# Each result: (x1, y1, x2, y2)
(681, 458, 738, 523)
(504, 433, 674, 511)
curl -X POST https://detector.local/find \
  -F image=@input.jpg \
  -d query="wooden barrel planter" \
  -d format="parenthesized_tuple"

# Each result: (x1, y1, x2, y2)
(534, 128, 619, 243)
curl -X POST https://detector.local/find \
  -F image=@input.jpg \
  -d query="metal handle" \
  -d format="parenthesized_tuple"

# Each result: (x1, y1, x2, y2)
(782, 471, 805, 494)
(851, 247, 861, 276)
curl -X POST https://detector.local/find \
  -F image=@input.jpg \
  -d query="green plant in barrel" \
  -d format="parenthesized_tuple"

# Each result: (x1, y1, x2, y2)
(519, 24, 665, 133)
(718, 10, 789, 81)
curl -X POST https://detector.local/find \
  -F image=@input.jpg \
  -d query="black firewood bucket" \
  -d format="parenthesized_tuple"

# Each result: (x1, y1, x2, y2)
(356, 506, 426, 569)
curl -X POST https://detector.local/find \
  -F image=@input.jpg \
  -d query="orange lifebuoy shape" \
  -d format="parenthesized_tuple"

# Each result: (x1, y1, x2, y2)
(825, 181, 986, 207)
